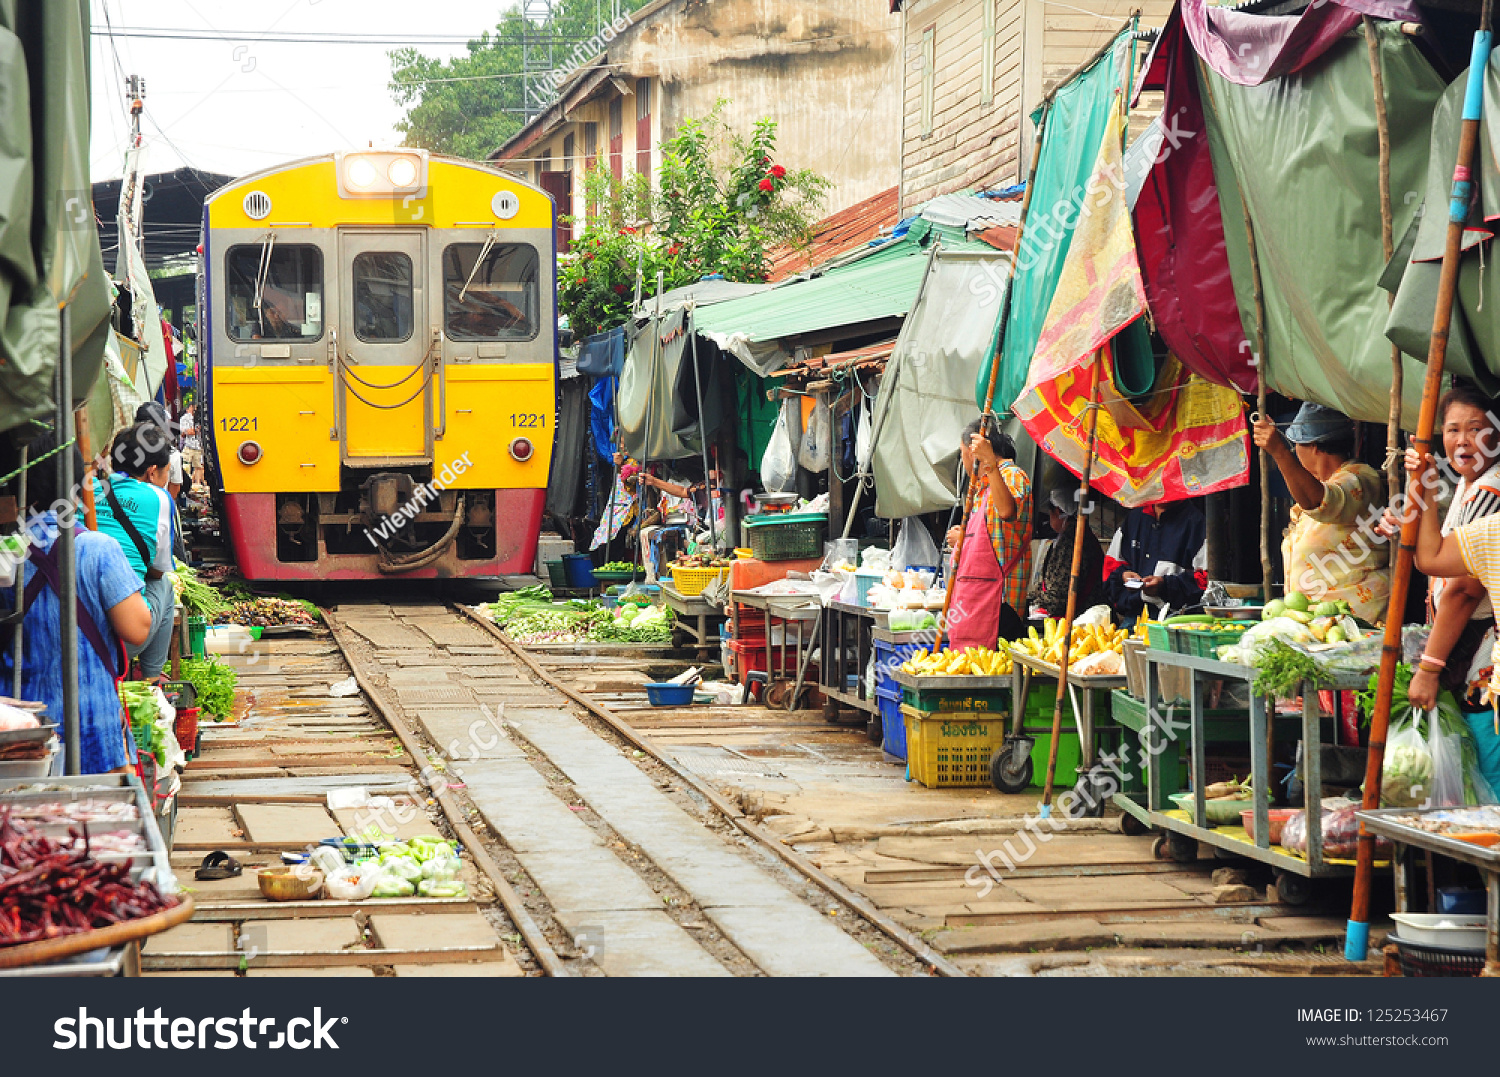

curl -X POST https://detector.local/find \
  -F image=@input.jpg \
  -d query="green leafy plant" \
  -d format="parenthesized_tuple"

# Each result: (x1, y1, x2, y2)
(180, 656, 239, 722)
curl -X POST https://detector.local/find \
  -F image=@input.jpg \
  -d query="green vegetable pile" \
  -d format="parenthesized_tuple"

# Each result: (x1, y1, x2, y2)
(1251, 639, 1332, 700)
(356, 837, 467, 899)
(121, 682, 171, 766)
(481, 584, 675, 644)
(180, 655, 239, 721)
(171, 561, 229, 620)
(599, 561, 638, 573)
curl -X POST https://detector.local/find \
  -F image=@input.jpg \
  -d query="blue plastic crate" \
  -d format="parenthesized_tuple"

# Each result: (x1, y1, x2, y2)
(873, 639, 925, 697)
(876, 684, 907, 760)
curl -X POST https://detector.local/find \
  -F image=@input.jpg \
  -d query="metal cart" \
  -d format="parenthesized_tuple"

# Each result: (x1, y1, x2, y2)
(999, 651, 1127, 807)
(1358, 806, 1500, 974)
(732, 590, 820, 710)
(1112, 648, 1378, 904)
(818, 602, 880, 738)
(659, 581, 724, 657)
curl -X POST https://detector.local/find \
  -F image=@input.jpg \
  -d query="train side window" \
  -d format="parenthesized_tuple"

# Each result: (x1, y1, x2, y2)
(352, 252, 414, 344)
(225, 244, 324, 342)
(442, 242, 538, 341)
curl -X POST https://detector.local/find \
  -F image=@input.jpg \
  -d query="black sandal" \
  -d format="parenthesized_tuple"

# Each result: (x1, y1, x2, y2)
(195, 850, 243, 880)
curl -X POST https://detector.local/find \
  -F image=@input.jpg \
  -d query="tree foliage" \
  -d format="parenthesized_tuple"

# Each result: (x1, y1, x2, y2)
(558, 105, 830, 336)
(389, 0, 655, 161)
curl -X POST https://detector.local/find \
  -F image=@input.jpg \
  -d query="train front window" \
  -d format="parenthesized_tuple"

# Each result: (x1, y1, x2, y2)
(443, 242, 538, 341)
(225, 244, 323, 342)
(352, 252, 414, 343)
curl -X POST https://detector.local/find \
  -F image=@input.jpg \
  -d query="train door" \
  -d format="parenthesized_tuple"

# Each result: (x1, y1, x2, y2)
(335, 229, 431, 462)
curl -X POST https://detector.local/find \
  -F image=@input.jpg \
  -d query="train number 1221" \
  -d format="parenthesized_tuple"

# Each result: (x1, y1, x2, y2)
(510, 413, 547, 428)
(220, 416, 258, 432)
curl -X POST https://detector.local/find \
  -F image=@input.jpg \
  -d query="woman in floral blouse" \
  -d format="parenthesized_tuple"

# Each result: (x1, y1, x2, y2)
(1252, 402, 1391, 623)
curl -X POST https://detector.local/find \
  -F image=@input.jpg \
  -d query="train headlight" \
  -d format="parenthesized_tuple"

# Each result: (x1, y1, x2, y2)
(387, 157, 418, 189)
(508, 437, 534, 463)
(336, 151, 428, 199)
(238, 440, 263, 465)
(346, 158, 378, 190)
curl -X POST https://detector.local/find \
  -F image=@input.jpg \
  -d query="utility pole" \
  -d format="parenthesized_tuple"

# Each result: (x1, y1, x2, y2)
(521, 0, 556, 123)
(124, 75, 147, 261)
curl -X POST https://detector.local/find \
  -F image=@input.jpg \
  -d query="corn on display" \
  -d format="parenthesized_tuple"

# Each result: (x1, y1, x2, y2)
(899, 646, 1013, 678)
(1009, 618, 1129, 670)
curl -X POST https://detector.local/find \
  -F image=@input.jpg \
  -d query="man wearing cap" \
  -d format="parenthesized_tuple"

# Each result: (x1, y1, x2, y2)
(1253, 402, 1391, 622)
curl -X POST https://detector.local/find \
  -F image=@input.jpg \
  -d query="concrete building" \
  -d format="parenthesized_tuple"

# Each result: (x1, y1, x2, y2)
(489, 0, 902, 245)
(891, 0, 1172, 216)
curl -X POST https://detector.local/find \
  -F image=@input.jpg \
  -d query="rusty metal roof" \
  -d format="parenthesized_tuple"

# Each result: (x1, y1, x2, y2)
(764, 186, 900, 283)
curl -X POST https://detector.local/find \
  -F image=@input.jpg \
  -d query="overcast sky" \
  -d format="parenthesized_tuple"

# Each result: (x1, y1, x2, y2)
(89, 0, 514, 182)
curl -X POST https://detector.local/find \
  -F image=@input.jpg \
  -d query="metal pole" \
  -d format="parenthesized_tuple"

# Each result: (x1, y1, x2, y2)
(686, 304, 718, 550)
(57, 304, 80, 776)
(11, 444, 26, 697)
(1040, 351, 1105, 816)
(1347, 0, 1493, 962)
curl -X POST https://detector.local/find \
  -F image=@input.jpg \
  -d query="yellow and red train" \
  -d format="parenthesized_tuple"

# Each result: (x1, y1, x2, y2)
(197, 150, 557, 580)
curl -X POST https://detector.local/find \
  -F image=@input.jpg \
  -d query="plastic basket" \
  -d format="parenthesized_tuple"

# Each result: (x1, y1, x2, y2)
(1178, 626, 1247, 658)
(545, 560, 569, 588)
(902, 704, 1007, 787)
(593, 568, 644, 583)
(1144, 622, 1173, 652)
(854, 570, 884, 606)
(744, 513, 828, 562)
(645, 682, 695, 706)
(671, 564, 730, 596)
(1391, 937, 1485, 977)
(876, 685, 907, 760)
(187, 616, 207, 659)
(901, 685, 1009, 714)
(173, 707, 200, 754)
(728, 639, 803, 681)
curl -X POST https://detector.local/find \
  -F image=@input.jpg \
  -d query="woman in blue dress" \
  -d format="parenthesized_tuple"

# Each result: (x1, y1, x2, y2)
(3, 434, 152, 773)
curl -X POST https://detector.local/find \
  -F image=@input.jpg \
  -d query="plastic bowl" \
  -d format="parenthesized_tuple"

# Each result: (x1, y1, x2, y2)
(258, 867, 324, 901)
(1390, 913, 1487, 950)
(645, 682, 695, 706)
(1240, 807, 1298, 844)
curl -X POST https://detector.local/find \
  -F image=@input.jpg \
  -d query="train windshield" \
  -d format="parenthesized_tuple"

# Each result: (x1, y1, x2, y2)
(225, 243, 324, 342)
(442, 242, 538, 341)
(352, 251, 414, 343)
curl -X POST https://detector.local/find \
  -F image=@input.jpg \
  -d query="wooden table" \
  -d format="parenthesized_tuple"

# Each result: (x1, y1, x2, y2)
(658, 582, 724, 656)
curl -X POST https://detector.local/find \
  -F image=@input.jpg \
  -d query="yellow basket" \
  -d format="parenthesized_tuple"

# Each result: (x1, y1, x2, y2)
(901, 704, 1007, 788)
(670, 564, 730, 597)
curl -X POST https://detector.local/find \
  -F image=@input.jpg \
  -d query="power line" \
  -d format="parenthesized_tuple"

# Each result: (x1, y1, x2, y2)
(89, 27, 569, 45)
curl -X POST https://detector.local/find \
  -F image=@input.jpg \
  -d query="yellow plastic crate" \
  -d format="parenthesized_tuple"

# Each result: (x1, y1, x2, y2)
(901, 704, 1007, 788)
(670, 564, 730, 596)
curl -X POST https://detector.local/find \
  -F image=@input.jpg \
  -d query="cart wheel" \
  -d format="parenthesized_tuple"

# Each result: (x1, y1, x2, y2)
(990, 748, 1034, 794)
(1066, 767, 1111, 819)
(1119, 812, 1149, 837)
(822, 702, 842, 725)
(1166, 833, 1198, 863)
(671, 628, 690, 649)
(764, 679, 791, 708)
(1152, 834, 1172, 860)
(1274, 871, 1313, 906)
(867, 713, 885, 745)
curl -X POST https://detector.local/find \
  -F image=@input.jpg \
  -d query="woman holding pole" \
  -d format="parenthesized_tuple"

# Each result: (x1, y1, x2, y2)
(943, 422, 1031, 649)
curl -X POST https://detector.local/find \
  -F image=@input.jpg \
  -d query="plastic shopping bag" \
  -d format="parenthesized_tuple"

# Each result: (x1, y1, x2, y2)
(760, 398, 799, 493)
(892, 519, 940, 571)
(1426, 707, 1470, 807)
(797, 397, 831, 472)
(1381, 712, 1433, 808)
(854, 393, 874, 471)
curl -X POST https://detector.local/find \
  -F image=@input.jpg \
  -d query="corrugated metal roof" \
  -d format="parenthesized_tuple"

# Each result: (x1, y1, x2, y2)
(918, 192, 1024, 231)
(765, 186, 900, 282)
(692, 218, 997, 348)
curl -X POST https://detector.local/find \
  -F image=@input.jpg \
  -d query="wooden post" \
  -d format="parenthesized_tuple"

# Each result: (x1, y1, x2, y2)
(1040, 352, 1105, 814)
(1347, 1, 1493, 961)
(1364, 16, 1402, 500)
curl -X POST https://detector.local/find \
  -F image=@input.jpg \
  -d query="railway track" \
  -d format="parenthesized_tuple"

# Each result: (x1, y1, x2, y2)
(314, 597, 953, 977)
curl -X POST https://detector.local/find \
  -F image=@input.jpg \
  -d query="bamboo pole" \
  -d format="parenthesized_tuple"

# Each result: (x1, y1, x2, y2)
(1346, 2, 1493, 964)
(1040, 352, 1105, 816)
(1363, 16, 1402, 501)
(930, 103, 1050, 651)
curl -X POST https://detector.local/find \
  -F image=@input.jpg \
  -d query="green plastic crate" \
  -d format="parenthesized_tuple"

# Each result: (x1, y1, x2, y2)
(1177, 625, 1248, 659)
(900, 686, 1009, 713)
(1144, 622, 1173, 651)
(743, 512, 828, 561)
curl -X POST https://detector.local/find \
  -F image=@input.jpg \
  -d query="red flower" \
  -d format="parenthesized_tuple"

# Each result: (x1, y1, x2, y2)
(769, 165, 786, 179)
(668, 244, 681, 256)
(758, 178, 774, 192)
(613, 283, 627, 294)
(621, 226, 637, 234)
(578, 277, 588, 284)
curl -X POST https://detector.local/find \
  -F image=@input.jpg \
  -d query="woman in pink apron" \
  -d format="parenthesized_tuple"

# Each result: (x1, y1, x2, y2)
(945, 423, 1030, 650)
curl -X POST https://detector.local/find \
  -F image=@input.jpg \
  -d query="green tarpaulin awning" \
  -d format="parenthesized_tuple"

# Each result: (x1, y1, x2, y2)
(0, 0, 111, 435)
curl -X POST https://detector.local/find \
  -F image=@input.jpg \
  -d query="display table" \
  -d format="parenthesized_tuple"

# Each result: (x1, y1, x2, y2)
(1008, 651, 1127, 776)
(731, 590, 820, 710)
(1357, 806, 1500, 975)
(658, 582, 724, 656)
(1113, 648, 1379, 902)
(819, 602, 879, 734)
(0, 773, 183, 977)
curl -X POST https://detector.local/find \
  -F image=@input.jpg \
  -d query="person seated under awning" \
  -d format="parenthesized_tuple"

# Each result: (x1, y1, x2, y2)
(1101, 499, 1206, 627)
